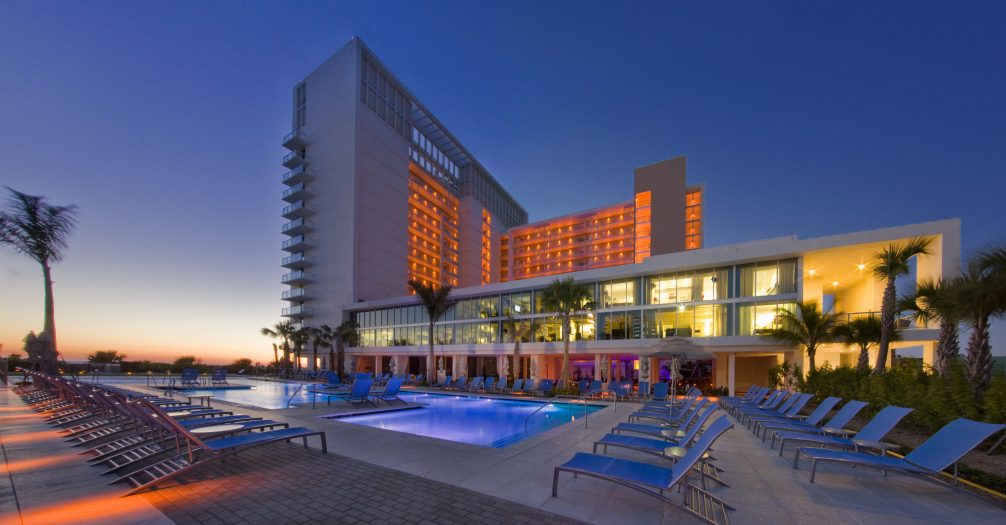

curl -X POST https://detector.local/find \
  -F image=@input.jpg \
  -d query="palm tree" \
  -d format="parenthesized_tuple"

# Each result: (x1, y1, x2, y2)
(950, 247, 1006, 394)
(332, 320, 359, 377)
(0, 188, 78, 353)
(409, 280, 454, 385)
(758, 301, 840, 372)
(260, 321, 295, 368)
(539, 277, 595, 388)
(870, 237, 931, 373)
(289, 327, 310, 370)
(897, 278, 959, 376)
(503, 312, 539, 380)
(832, 316, 884, 372)
(315, 324, 335, 371)
(307, 326, 331, 370)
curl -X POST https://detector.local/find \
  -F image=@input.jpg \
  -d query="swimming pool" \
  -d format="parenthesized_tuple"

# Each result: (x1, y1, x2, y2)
(94, 377, 306, 409)
(336, 393, 604, 448)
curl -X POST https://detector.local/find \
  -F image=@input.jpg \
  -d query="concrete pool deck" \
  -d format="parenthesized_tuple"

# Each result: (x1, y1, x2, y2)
(2, 382, 1004, 524)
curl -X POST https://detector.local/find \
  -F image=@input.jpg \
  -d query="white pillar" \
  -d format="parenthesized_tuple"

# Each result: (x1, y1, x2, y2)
(374, 355, 382, 377)
(594, 353, 602, 381)
(728, 352, 736, 397)
(530, 355, 540, 381)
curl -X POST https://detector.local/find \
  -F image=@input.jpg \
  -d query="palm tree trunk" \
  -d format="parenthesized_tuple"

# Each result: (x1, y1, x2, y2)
(328, 345, 336, 372)
(875, 278, 897, 373)
(272, 344, 279, 367)
(41, 261, 57, 350)
(335, 339, 345, 376)
(807, 347, 816, 373)
(560, 314, 572, 388)
(965, 314, 992, 395)
(511, 340, 521, 380)
(427, 321, 436, 385)
(935, 318, 959, 376)
(856, 344, 870, 372)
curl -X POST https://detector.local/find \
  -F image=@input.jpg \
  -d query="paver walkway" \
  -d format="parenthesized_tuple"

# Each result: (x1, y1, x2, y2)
(141, 445, 588, 525)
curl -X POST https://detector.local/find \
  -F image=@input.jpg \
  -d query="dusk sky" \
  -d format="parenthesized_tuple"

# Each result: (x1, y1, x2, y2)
(1, 1, 1004, 364)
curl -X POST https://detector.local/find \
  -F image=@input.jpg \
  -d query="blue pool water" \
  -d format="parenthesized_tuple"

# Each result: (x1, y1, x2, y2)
(94, 377, 306, 409)
(337, 393, 604, 448)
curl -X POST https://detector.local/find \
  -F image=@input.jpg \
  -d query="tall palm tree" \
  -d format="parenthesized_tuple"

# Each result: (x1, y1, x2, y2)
(832, 316, 885, 372)
(409, 280, 453, 385)
(307, 326, 331, 370)
(315, 324, 335, 371)
(503, 312, 539, 380)
(260, 321, 295, 367)
(0, 188, 78, 352)
(758, 301, 840, 372)
(950, 247, 1006, 394)
(539, 277, 594, 388)
(870, 237, 931, 373)
(897, 278, 959, 376)
(332, 320, 359, 377)
(289, 327, 310, 370)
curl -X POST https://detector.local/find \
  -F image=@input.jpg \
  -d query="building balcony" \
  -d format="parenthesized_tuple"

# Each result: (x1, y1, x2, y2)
(282, 165, 312, 186)
(282, 200, 312, 219)
(281, 270, 313, 285)
(281, 288, 312, 301)
(282, 129, 309, 150)
(282, 235, 310, 252)
(281, 218, 313, 236)
(281, 252, 314, 269)
(282, 183, 312, 203)
(282, 150, 307, 169)
(281, 305, 312, 318)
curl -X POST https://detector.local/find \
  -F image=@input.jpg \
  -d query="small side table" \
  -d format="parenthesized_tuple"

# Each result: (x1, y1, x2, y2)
(186, 395, 213, 407)
(853, 439, 899, 456)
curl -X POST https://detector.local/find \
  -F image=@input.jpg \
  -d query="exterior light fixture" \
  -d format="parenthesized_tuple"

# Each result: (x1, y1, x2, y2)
(857, 264, 866, 271)
(808, 269, 817, 276)
(831, 280, 840, 287)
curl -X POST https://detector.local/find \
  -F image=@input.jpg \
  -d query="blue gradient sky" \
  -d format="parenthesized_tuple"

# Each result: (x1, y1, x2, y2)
(1, 1, 1003, 364)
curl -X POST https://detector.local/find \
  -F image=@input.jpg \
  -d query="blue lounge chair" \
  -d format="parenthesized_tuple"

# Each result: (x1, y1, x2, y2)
(553, 416, 735, 523)
(211, 369, 228, 385)
(578, 379, 590, 393)
(346, 378, 375, 407)
(769, 400, 869, 449)
(779, 405, 913, 459)
(583, 380, 603, 398)
(756, 396, 841, 440)
(465, 377, 484, 392)
(373, 378, 405, 405)
(795, 418, 1006, 486)
(613, 400, 710, 438)
(355, 372, 371, 381)
(521, 379, 536, 395)
(636, 381, 650, 400)
(745, 393, 813, 431)
(598, 404, 719, 456)
(534, 379, 553, 396)
(737, 391, 804, 426)
(503, 378, 523, 394)
(649, 382, 669, 402)
(180, 369, 199, 387)
(483, 377, 495, 391)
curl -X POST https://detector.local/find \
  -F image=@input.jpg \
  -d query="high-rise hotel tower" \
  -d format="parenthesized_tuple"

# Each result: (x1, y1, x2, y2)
(280, 37, 702, 327)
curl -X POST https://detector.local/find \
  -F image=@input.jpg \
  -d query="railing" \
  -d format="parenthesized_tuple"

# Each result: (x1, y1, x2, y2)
(287, 384, 305, 408)
(524, 402, 553, 435)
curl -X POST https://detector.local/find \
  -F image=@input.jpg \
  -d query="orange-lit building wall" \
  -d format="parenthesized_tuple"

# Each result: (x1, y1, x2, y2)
(507, 202, 636, 280)
(481, 208, 492, 284)
(408, 163, 460, 290)
(634, 191, 652, 263)
(499, 234, 510, 282)
(685, 188, 702, 250)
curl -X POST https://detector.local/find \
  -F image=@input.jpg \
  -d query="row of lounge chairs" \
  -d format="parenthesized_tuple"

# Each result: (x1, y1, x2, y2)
(552, 386, 736, 525)
(14, 370, 327, 495)
(430, 376, 556, 396)
(720, 385, 1006, 491)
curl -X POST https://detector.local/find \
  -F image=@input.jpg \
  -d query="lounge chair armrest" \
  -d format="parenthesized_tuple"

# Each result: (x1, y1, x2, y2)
(786, 414, 808, 420)
(822, 427, 855, 437)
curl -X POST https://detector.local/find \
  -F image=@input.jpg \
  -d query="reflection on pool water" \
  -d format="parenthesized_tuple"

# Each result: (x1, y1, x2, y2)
(337, 393, 604, 448)
(95, 377, 309, 410)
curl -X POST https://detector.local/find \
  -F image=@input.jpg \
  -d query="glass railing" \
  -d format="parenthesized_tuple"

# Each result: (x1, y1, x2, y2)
(282, 235, 307, 249)
(282, 218, 305, 233)
(282, 305, 312, 316)
(283, 129, 309, 145)
(282, 150, 305, 165)
(281, 288, 311, 300)
(281, 253, 313, 266)
(281, 271, 312, 283)
(282, 201, 305, 215)
(282, 183, 305, 199)
(282, 166, 309, 183)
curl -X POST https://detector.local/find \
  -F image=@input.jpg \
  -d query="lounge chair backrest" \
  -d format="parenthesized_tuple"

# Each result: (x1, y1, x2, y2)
(383, 378, 404, 397)
(181, 369, 198, 380)
(651, 382, 669, 400)
(785, 393, 813, 416)
(679, 399, 709, 427)
(415, 374, 424, 384)
(772, 392, 801, 414)
(484, 377, 495, 389)
(326, 371, 341, 387)
(905, 418, 1006, 472)
(349, 379, 372, 400)
(524, 379, 536, 391)
(854, 406, 913, 441)
(681, 403, 719, 445)
(762, 390, 787, 409)
(578, 379, 589, 392)
(823, 400, 869, 429)
(804, 396, 841, 425)
(669, 416, 733, 487)
(512, 378, 523, 391)
(356, 373, 371, 380)
(212, 369, 226, 380)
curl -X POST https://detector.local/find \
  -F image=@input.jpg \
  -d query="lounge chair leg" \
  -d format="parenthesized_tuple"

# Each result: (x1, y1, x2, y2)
(809, 460, 818, 483)
(551, 468, 560, 497)
(792, 449, 801, 469)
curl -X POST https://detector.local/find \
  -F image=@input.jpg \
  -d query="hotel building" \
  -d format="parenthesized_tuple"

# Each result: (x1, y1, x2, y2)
(281, 38, 958, 394)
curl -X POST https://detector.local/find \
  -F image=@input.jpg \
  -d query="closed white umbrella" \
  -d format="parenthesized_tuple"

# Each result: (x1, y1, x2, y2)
(645, 338, 711, 401)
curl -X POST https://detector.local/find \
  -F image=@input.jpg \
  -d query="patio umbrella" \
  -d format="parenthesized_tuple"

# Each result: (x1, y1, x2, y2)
(497, 356, 508, 382)
(388, 357, 397, 375)
(600, 356, 610, 383)
(644, 338, 711, 401)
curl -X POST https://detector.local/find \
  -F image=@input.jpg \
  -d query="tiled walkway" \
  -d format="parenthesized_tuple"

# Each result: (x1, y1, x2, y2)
(142, 445, 588, 525)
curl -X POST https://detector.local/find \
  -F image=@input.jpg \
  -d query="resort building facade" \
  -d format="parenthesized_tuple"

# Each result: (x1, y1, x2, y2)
(280, 38, 959, 394)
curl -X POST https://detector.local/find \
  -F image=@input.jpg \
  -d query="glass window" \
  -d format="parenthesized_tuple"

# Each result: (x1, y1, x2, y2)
(737, 301, 796, 335)
(601, 279, 637, 308)
(692, 305, 725, 338)
(739, 260, 797, 297)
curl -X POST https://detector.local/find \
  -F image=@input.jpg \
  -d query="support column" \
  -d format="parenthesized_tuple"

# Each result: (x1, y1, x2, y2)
(530, 355, 540, 381)
(594, 353, 602, 381)
(728, 352, 736, 397)
(921, 342, 936, 371)
(374, 355, 383, 377)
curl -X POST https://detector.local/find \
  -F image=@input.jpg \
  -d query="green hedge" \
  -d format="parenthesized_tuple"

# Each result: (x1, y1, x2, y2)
(778, 362, 1006, 434)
